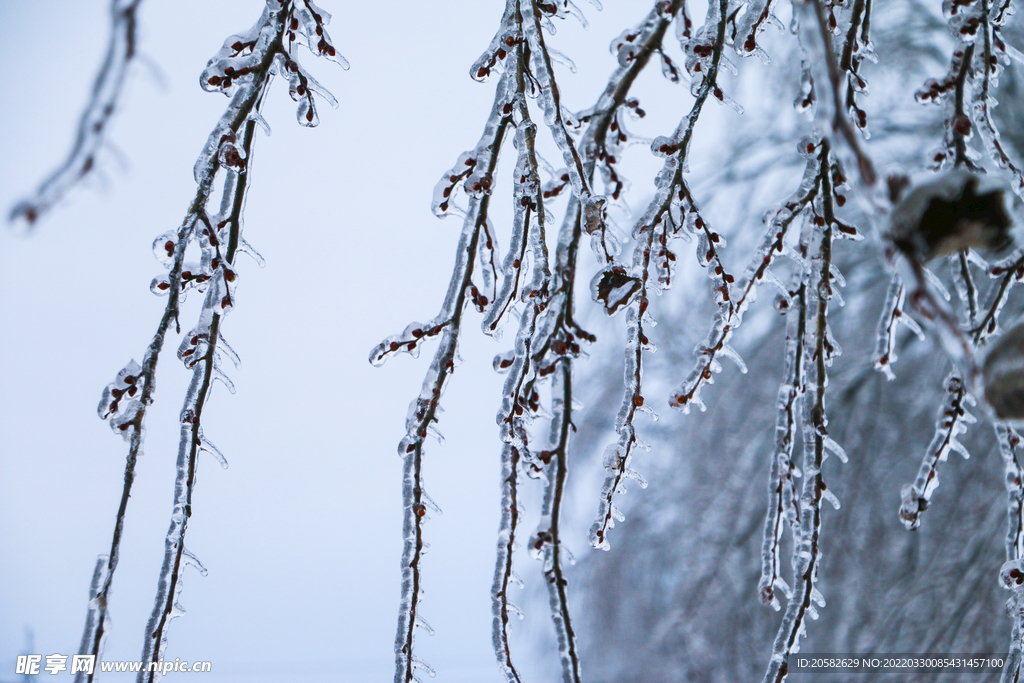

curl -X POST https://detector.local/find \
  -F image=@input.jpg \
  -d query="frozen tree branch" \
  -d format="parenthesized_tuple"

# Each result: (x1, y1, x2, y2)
(897, 374, 975, 530)
(72, 2, 347, 680)
(759, 282, 805, 611)
(10, 0, 143, 227)
(670, 145, 823, 413)
(762, 138, 848, 683)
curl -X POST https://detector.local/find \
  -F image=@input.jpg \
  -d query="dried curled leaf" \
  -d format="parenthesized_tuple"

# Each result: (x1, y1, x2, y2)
(591, 265, 641, 316)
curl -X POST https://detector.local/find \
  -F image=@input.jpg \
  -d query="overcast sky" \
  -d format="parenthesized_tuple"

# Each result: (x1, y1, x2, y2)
(0, 1, 704, 681)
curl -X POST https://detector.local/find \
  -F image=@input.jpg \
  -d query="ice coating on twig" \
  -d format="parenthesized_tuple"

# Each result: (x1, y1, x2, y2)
(10, 0, 143, 227)
(762, 139, 847, 683)
(671, 141, 824, 413)
(759, 281, 805, 611)
(64, 0, 348, 678)
(73, 556, 111, 683)
(999, 424, 1024, 683)
(386, 51, 515, 683)
(898, 374, 975, 531)
(873, 274, 924, 380)
(521, 0, 612, 263)
(539, 364, 582, 683)
(492, 444, 524, 683)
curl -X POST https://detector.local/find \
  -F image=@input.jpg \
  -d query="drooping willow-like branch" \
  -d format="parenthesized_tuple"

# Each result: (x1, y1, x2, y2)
(810, 0, 876, 185)
(76, 3, 344, 681)
(897, 374, 975, 530)
(142, 0, 346, 675)
(763, 138, 847, 683)
(11, 0, 142, 227)
(592, 0, 732, 549)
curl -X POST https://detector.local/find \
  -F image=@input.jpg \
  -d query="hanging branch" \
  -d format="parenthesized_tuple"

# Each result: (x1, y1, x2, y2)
(973, 0, 1024, 191)
(810, 0, 876, 186)
(138, 3, 344, 678)
(492, 443, 524, 683)
(374, 6, 522, 680)
(953, 251, 981, 327)
(998, 424, 1024, 683)
(535, 361, 583, 683)
(489, 30, 553, 681)
(10, 0, 143, 226)
(973, 249, 1024, 345)
(66, 0, 344, 678)
(382, 88, 513, 683)
(759, 281, 806, 611)
(897, 374, 975, 530)
(80, 14, 283, 681)
(670, 146, 827, 413)
(873, 273, 924, 380)
(591, 0, 732, 548)
(521, 0, 613, 262)
(763, 138, 847, 683)
(839, 0, 873, 139)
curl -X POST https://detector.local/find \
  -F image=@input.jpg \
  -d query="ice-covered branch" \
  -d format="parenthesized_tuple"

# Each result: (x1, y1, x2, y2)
(492, 444, 524, 683)
(535, 362, 583, 683)
(140, 100, 265, 681)
(763, 138, 847, 683)
(996, 425, 1024, 563)
(872, 273, 925, 380)
(589, 0, 737, 548)
(973, 250, 1024, 345)
(670, 144, 826, 413)
(759, 283, 806, 611)
(897, 374, 975, 530)
(70, 1, 347, 678)
(521, 0, 612, 261)
(488, 37, 553, 682)
(808, 0, 876, 185)
(10, 0, 143, 227)
(998, 423, 1024, 682)
(81, 9, 295, 679)
(601, 0, 740, 421)
(139, 1, 350, 673)
(386, 79, 513, 683)
(973, 0, 1024, 191)
(839, 0, 873, 139)
(953, 251, 981, 327)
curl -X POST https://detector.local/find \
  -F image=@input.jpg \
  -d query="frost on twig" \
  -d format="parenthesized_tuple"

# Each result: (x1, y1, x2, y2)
(11, 0, 143, 227)
(378, 36, 514, 683)
(74, 2, 345, 681)
(762, 138, 848, 683)
(897, 374, 975, 530)
(591, 0, 734, 549)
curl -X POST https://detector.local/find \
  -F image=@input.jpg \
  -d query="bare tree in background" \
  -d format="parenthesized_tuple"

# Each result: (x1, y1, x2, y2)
(15, 0, 1024, 681)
